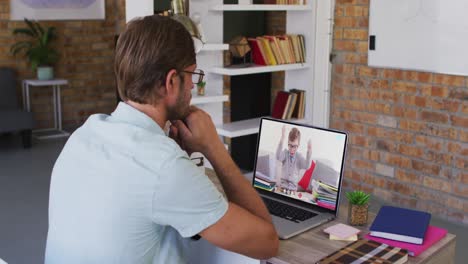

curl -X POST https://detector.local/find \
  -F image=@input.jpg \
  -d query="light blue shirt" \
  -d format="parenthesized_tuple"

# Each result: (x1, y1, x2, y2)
(45, 102, 228, 264)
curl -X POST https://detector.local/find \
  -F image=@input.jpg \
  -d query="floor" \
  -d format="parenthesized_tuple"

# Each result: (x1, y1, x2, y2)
(0, 134, 467, 264)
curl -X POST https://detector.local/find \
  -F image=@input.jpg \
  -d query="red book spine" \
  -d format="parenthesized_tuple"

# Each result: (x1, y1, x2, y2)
(248, 38, 267, 66)
(271, 91, 290, 119)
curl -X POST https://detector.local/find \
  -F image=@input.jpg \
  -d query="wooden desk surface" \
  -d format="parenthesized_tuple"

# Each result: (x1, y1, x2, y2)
(205, 169, 456, 264)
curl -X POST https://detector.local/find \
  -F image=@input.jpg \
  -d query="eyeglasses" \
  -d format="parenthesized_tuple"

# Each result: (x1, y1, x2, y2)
(182, 69, 205, 85)
(288, 144, 299, 149)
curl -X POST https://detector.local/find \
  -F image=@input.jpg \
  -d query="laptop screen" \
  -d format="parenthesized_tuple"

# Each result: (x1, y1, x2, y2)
(252, 118, 347, 212)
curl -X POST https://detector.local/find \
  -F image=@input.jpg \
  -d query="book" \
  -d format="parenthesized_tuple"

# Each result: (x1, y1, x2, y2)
(254, 177, 275, 187)
(271, 91, 290, 119)
(365, 225, 448, 257)
(370, 206, 431, 245)
(258, 37, 277, 65)
(285, 92, 297, 119)
(281, 92, 293, 119)
(290, 89, 302, 119)
(317, 239, 408, 264)
(247, 38, 267, 66)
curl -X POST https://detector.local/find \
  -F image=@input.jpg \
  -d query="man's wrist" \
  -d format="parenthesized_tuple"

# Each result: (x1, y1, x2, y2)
(202, 140, 226, 161)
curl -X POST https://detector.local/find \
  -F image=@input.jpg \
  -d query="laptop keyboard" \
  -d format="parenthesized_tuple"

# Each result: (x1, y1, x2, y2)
(263, 198, 317, 223)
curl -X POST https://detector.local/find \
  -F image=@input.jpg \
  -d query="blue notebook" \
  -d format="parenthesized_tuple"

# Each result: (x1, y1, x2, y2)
(369, 206, 431, 245)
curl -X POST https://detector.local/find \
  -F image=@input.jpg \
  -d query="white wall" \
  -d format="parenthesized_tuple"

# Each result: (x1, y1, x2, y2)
(126, 0, 154, 22)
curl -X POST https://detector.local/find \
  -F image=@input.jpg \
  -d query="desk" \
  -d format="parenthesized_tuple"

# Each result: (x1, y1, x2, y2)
(205, 169, 456, 264)
(22, 79, 70, 139)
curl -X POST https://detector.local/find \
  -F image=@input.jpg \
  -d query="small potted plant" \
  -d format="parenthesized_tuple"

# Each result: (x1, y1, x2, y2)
(10, 18, 59, 80)
(346, 190, 370, 226)
(197, 80, 206, 96)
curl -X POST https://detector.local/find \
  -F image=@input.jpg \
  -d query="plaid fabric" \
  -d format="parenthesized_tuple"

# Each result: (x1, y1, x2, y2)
(317, 239, 408, 264)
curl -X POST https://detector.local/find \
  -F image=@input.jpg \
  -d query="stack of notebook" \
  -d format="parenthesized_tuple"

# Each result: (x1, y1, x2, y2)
(311, 180, 337, 210)
(254, 175, 276, 191)
(366, 206, 447, 257)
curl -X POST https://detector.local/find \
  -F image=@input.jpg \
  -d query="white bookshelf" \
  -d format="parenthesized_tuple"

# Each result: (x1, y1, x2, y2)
(216, 118, 262, 138)
(211, 4, 312, 11)
(208, 63, 309, 76)
(200, 43, 229, 51)
(191, 91, 228, 105)
(217, 117, 308, 138)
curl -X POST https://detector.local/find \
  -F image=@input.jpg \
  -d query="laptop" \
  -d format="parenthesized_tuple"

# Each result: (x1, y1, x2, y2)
(252, 117, 348, 239)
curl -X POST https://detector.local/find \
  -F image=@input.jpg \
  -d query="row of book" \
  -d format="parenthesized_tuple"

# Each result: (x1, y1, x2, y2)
(248, 34, 305, 66)
(271, 89, 306, 120)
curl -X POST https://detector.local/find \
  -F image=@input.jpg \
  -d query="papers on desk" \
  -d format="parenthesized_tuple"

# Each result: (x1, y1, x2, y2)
(324, 223, 360, 241)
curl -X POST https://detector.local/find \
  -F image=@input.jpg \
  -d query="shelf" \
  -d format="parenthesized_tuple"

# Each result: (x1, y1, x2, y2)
(200, 43, 229, 51)
(216, 118, 261, 138)
(191, 91, 229, 105)
(211, 4, 312, 11)
(216, 117, 308, 138)
(208, 63, 309, 76)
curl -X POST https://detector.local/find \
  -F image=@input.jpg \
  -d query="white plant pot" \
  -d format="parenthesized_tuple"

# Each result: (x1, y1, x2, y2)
(37, 66, 54, 80)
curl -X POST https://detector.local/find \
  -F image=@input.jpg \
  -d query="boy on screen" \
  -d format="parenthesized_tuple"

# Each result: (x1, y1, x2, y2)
(276, 126, 312, 193)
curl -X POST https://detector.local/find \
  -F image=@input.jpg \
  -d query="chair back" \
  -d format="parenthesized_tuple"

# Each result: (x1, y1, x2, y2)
(0, 68, 18, 109)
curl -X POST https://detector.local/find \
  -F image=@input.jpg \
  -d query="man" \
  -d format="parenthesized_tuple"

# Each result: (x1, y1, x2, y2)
(276, 126, 312, 193)
(45, 15, 278, 264)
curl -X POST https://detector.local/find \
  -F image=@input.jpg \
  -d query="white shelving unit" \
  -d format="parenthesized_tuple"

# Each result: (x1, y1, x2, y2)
(216, 118, 262, 138)
(209, 1, 334, 139)
(211, 4, 312, 11)
(200, 43, 229, 51)
(217, 117, 308, 138)
(191, 91, 228, 105)
(208, 63, 310, 76)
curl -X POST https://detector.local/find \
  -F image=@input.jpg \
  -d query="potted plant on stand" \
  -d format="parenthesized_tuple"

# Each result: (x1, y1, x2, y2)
(197, 80, 206, 96)
(346, 190, 370, 226)
(10, 18, 59, 80)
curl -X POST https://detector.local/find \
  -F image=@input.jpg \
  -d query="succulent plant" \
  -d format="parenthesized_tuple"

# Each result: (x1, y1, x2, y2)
(346, 190, 370, 206)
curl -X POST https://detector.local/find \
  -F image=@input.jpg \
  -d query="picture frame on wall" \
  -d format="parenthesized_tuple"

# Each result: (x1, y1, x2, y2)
(10, 0, 105, 20)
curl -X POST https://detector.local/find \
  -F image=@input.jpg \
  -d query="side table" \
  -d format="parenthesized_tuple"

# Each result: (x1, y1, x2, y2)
(22, 79, 70, 139)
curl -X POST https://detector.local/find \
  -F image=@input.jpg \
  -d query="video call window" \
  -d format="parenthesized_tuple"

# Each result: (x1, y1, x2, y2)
(253, 119, 347, 211)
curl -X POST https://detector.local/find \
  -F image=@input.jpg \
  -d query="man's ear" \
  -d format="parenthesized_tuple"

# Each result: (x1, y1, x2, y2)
(164, 69, 179, 95)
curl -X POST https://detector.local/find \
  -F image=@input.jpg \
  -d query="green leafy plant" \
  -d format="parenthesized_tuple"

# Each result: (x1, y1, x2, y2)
(346, 190, 370, 205)
(197, 80, 206, 87)
(10, 18, 59, 70)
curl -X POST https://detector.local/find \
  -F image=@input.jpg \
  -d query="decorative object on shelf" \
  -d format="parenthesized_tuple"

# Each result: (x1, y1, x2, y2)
(171, 0, 205, 53)
(346, 190, 370, 226)
(197, 80, 206, 96)
(191, 12, 207, 44)
(228, 35, 252, 67)
(11, 18, 59, 80)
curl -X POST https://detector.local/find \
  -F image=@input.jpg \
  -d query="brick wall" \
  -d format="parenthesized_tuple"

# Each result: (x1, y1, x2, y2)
(0, 0, 126, 131)
(331, 0, 467, 225)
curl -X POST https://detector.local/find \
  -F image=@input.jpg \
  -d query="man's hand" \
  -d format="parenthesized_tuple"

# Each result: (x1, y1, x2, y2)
(307, 139, 312, 151)
(169, 106, 222, 156)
